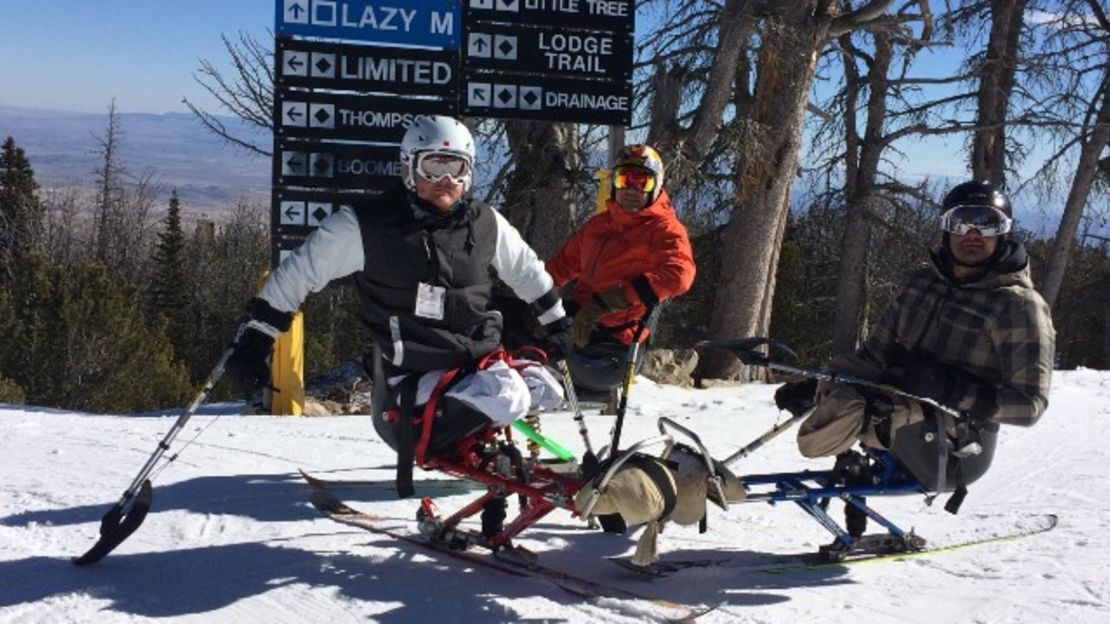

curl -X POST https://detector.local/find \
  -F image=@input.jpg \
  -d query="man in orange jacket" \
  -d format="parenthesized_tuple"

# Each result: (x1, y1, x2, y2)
(546, 144, 696, 395)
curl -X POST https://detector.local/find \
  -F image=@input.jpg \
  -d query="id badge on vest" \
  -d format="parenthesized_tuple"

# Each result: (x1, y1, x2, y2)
(415, 282, 446, 320)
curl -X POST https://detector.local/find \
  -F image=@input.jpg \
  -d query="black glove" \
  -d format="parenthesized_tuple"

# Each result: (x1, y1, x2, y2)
(538, 316, 574, 361)
(225, 298, 293, 393)
(774, 378, 817, 418)
(889, 351, 998, 421)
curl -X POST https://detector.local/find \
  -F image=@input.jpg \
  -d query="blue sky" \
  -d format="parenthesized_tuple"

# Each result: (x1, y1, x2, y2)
(0, 0, 274, 114)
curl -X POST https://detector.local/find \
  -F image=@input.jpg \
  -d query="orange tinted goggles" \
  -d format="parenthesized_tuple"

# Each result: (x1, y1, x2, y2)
(613, 167, 656, 193)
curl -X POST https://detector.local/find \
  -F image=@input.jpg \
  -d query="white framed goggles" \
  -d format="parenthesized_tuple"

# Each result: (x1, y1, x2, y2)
(415, 151, 472, 185)
(940, 204, 1013, 237)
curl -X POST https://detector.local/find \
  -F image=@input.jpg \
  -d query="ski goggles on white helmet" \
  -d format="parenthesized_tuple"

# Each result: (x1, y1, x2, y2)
(414, 151, 472, 185)
(940, 204, 1013, 237)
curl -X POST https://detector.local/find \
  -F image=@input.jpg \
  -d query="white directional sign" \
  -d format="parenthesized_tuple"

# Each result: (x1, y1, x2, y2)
(276, 0, 461, 48)
(468, 33, 492, 58)
(282, 102, 308, 127)
(280, 200, 306, 225)
(283, 50, 309, 76)
(465, 0, 633, 32)
(462, 73, 631, 125)
(277, 39, 458, 98)
(467, 82, 492, 107)
(463, 22, 632, 80)
(276, 90, 452, 142)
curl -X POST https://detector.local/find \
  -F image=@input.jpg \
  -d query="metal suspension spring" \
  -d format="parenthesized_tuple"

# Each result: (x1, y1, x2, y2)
(524, 412, 541, 462)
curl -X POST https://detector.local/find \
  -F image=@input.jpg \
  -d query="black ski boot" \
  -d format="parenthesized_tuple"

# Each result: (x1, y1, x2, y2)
(774, 378, 817, 418)
(832, 450, 873, 537)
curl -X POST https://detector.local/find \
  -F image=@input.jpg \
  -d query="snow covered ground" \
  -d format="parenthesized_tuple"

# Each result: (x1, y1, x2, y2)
(2, 370, 1108, 623)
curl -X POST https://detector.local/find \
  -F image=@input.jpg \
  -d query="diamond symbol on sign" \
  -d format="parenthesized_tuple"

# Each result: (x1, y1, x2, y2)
(310, 104, 334, 128)
(307, 202, 331, 227)
(496, 0, 519, 11)
(311, 153, 334, 177)
(520, 86, 541, 110)
(311, 53, 335, 78)
(468, 83, 491, 107)
(494, 35, 517, 60)
(494, 85, 517, 108)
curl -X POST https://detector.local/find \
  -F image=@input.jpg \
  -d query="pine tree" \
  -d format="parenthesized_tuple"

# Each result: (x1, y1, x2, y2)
(19, 262, 192, 412)
(0, 136, 44, 282)
(150, 190, 189, 353)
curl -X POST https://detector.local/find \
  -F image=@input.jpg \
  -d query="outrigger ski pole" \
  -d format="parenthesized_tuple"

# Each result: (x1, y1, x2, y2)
(699, 337, 963, 421)
(605, 306, 656, 459)
(73, 347, 235, 566)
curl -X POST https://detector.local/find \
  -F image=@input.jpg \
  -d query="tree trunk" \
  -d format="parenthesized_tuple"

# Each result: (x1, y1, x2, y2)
(1040, 72, 1110, 308)
(830, 33, 893, 355)
(697, 4, 833, 380)
(971, 0, 1026, 185)
(500, 121, 580, 259)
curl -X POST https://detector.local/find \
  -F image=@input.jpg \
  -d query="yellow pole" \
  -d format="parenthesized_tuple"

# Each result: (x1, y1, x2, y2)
(256, 269, 304, 416)
(270, 310, 304, 416)
(595, 168, 611, 213)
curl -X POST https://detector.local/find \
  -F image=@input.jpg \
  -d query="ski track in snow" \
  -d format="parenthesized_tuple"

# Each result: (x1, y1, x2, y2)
(2, 371, 1109, 622)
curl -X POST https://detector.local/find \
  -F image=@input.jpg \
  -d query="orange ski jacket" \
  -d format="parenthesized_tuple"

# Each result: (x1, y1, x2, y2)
(546, 190, 695, 345)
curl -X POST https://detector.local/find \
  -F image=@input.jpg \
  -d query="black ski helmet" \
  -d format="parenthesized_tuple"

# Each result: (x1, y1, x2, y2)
(942, 180, 1012, 219)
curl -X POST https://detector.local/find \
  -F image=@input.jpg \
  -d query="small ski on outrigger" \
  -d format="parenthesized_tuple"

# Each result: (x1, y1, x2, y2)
(610, 512, 1059, 579)
(305, 482, 718, 622)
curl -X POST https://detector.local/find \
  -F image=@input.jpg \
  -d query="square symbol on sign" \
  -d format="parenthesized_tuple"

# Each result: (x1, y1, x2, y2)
(311, 0, 337, 25)
(493, 35, 517, 60)
(519, 86, 542, 110)
(468, 83, 492, 107)
(282, 151, 307, 176)
(280, 201, 306, 225)
(283, 0, 309, 24)
(468, 33, 492, 58)
(282, 102, 307, 127)
(307, 202, 332, 227)
(309, 103, 335, 128)
(311, 52, 336, 78)
(284, 51, 308, 77)
(493, 84, 517, 108)
(310, 153, 334, 178)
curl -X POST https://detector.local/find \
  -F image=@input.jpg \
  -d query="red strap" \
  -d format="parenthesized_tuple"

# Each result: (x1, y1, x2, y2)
(415, 367, 462, 467)
(413, 347, 539, 466)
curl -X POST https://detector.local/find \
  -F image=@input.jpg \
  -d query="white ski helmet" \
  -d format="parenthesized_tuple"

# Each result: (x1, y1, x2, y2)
(400, 115, 476, 192)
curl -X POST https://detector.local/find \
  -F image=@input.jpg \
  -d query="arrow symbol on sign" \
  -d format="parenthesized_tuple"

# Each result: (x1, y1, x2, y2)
(286, 155, 304, 169)
(285, 205, 300, 219)
(286, 107, 303, 122)
(474, 38, 488, 52)
(288, 3, 305, 18)
(287, 56, 304, 71)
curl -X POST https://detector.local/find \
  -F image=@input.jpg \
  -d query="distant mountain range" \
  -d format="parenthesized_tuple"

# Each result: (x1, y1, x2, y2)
(0, 106, 271, 210)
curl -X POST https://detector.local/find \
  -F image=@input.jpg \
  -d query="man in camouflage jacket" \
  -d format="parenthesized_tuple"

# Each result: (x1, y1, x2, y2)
(792, 181, 1055, 460)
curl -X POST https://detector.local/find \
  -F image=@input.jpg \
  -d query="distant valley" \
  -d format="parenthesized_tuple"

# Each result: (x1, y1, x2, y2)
(0, 105, 271, 211)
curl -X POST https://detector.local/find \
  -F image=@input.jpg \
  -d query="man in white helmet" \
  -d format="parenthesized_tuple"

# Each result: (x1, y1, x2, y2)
(224, 115, 572, 504)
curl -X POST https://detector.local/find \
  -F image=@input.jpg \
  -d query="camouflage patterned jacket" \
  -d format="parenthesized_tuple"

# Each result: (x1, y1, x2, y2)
(836, 241, 1055, 426)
